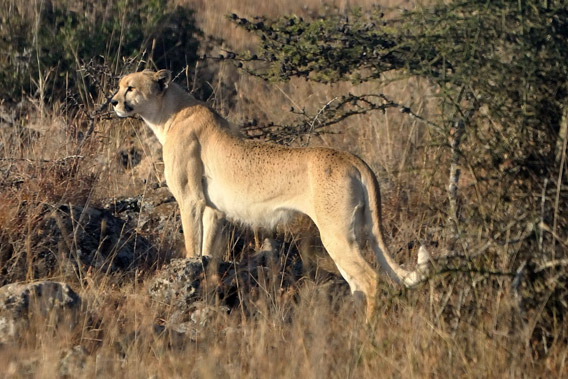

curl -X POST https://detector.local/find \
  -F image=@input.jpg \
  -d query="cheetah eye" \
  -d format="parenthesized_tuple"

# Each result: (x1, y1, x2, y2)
(126, 86, 134, 92)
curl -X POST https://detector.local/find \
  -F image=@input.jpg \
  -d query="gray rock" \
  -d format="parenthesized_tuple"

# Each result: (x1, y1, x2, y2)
(58, 345, 90, 378)
(0, 203, 157, 284)
(148, 257, 234, 314)
(103, 188, 179, 237)
(40, 204, 155, 272)
(0, 281, 82, 345)
(148, 247, 303, 320)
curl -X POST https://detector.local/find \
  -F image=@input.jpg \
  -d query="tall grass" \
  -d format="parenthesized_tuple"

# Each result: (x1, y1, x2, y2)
(2, 267, 564, 377)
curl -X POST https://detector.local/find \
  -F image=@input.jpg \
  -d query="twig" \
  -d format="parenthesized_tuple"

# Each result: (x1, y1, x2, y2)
(304, 97, 339, 146)
(539, 222, 568, 248)
(536, 259, 568, 273)
(552, 105, 568, 253)
(0, 155, 84, 163)
(447, 97, 479, 245)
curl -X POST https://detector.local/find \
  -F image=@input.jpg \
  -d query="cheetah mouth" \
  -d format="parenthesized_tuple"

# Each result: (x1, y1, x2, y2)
(114, 101, 135, 118)
(124, 102, 134, 113)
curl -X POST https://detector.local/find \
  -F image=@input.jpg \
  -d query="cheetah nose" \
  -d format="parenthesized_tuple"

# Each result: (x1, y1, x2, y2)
(111, 99, 118, 106)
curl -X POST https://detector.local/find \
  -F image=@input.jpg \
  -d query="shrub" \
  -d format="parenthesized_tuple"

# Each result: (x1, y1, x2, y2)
(0, 0, 201, 107)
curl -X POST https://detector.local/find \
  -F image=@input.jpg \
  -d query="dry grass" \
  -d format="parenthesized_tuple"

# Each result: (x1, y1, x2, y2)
(2, 274, 564, 378)
(0, 0, 566, 377)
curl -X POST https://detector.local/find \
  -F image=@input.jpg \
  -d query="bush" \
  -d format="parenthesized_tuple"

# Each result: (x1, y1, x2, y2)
(0, 0, 201, 107)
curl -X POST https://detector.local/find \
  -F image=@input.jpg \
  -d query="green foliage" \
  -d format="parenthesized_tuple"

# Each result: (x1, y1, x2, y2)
(228, 9, 401, 83)
(230, 2, 568, 141)
(406, 1, 568, 175)
(0, 0, 201, 106)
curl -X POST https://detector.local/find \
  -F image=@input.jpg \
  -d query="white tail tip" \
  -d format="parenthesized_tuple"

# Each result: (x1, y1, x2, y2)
(417, 246, 430, 269)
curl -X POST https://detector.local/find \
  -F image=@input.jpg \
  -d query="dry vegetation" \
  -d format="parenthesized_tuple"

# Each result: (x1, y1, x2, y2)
(0, 0, 567, 377)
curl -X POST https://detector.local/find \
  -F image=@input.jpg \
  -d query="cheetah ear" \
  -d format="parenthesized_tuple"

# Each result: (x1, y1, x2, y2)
(154, 69, 172, 91)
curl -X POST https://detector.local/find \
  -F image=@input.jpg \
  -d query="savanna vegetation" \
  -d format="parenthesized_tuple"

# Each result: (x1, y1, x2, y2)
(0, 0, 566, 377)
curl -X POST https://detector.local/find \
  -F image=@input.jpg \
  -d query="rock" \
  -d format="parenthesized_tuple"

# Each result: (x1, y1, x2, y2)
(189, 301, 230, 327)
(103, 188, 179, 237)
(0, 314, 16, 345)
(159, 301, 231, 344)
(45, 204, 155, 271)
(58, 345, 90, 378)
(5, 357, 39, 378)
(0, 281, 82, 345)
(9, 203, 157, 283)
(148, 257, 234, 314)
(148, 245, 304, 325)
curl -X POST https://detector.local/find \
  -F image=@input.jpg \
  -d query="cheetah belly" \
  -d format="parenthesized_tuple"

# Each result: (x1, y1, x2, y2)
(204, 178, 299, 229)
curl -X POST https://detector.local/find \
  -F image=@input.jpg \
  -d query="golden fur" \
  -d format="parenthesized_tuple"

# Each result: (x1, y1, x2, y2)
(111, 69, 430, 317)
